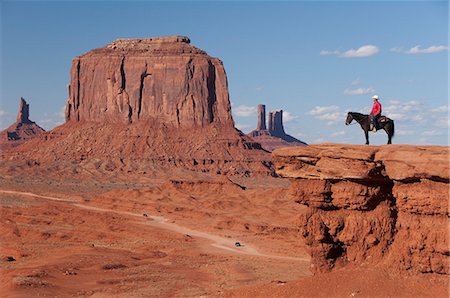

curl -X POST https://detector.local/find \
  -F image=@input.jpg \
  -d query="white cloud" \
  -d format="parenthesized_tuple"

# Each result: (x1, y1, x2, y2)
(390, 47, 403, 53)
(406, 45, 448, 54)
(436, 118, 450, 128)
(331, 131, 346, 137)
(54, 106, 66, 118)
(308, 105, 339, 116)
(351, 78, 362, 86)
(0, 110, 11, 117)
(431, 105, 448, 113)
(422, 130, 443, 137)
(312, 137, 325, 143)
(0, 111, 14, 130)
(235, 123, 253, 131)
(233, 105, 257, 117)
(341, 45, 379, 58)
(392, 45, 448, 55)
(308, 105, 344, 123)
(320, 50, 340, 56)
(321, 45, 379, 58)
(38, 118, 64, 130)
(344, 87, 375, 96)
(396, 130, 415, 136)
(384, 100, 424, 122)
(282, 111, 297, 122)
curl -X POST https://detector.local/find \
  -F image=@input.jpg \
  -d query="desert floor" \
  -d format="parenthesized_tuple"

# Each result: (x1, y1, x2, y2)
(0, 176, 447, 297)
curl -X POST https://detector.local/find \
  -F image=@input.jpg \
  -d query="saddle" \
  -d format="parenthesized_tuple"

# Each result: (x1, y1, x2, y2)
(370, 115, 388, 132)
(378, 116, 388, 123)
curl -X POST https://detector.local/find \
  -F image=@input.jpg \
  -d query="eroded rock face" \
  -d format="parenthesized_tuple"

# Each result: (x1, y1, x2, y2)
(2, 37, 271, 177)
(0, 98, 45, 150)
(273, 144, 449, 275)
(65, 36, 233, 128)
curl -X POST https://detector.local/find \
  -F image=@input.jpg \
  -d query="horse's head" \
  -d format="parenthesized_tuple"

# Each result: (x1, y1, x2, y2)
(345, 112, 353, 125)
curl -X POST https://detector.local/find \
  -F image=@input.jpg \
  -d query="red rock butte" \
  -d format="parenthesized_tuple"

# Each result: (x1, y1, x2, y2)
(65, 35, 233, 128)
(3, 36, 271, 177)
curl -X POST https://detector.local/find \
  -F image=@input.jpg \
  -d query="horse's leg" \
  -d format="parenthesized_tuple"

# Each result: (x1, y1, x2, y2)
(383, 126, 392, 144)
(364, 129, 369, 145)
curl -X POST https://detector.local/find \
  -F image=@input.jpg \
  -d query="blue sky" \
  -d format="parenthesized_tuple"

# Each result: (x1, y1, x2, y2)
(1, 0, 448, 145)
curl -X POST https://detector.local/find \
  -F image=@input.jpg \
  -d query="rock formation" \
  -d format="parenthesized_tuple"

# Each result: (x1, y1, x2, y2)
(273, 144, 449, 275)
(0, 97, 45, 150)
(16, 97, 31, 123)
(248, 104, 306, 152)
(257, 104, 267, 131)
(2, 37, 271, 177)
(65, 36, 233, 128)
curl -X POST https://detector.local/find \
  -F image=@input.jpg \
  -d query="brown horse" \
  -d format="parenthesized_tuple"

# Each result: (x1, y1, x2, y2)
(346, 112, 395, 145)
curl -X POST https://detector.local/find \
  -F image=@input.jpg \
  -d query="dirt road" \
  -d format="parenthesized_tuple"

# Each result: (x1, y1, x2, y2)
(0, 189, 309, 262)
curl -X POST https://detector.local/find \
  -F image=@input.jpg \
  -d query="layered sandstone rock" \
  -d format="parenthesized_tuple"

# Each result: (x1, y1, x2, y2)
(273, 144, 449, 275)
(2, 37, 271, 177)
(65, 36, 233, 128)
(0, 97, 45, 150)
(248, 104, 306, 152)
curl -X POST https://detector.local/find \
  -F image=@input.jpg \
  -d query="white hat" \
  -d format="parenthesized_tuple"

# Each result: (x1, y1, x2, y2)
(372, 95, 379, 100)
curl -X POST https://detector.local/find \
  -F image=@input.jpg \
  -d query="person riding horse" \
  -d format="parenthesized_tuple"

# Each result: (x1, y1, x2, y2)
(346, 95, 394, 145)
(370, 95, 382, 131)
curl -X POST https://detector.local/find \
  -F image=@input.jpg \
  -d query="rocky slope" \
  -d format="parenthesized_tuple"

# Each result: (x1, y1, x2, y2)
(273, 144, 449, 275)
(1, 37, 271, 177)
(248, 104, 306, 152)
(0, 98, 45, 150)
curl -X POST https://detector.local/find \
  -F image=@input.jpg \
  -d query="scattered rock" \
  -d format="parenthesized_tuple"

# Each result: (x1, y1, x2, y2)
(4, 256, 16, 262)
(101, 263, 127, 270)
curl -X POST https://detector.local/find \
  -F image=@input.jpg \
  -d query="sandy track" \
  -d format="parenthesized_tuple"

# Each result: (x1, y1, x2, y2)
(0, 189, 309, 262)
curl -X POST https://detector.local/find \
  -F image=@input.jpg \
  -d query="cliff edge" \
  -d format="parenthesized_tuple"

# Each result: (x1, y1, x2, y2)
(273, 144, 449, 275)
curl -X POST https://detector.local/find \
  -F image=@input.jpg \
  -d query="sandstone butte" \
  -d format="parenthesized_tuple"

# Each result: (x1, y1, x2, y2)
(1, 36, 271, 177)
(273, 144, 449, 275)
(248, 104, 307, 152)
(0, 97, 45, 150)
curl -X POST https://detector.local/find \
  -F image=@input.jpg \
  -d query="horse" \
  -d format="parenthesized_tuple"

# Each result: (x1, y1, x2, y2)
(345, 112, 395, 145)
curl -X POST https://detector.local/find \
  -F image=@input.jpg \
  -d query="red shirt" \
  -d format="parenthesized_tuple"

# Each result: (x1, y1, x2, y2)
(371, 101, 381, 116)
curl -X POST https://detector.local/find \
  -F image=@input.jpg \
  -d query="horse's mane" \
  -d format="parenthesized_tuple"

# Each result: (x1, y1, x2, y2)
(348, 111, 368, 120)
(348, 112, 367, 117)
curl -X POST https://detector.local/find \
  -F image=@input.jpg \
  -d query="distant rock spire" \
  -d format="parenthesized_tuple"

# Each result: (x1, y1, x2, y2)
(269, 110, 285, 137)
(257, 104, 267, 130)
(248, 103, 307, 151)
(16, 97, 31, 123)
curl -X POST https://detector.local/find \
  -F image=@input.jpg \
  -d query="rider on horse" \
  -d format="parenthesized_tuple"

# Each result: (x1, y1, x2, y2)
(370, 95, 382, 131)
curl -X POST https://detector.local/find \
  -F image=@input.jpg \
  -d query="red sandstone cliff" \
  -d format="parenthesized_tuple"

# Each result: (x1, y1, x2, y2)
(1, 37, 271, 177)
(248, 104, 306, 152)
(273, 144, 449, 275)
(0, 97, 45, 150)
(65, 36, 233, 128)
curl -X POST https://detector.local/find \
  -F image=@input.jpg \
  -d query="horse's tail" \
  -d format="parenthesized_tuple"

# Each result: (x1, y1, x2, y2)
(391, 120, 395, 138)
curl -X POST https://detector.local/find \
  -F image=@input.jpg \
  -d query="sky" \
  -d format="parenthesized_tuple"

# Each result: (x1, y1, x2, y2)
(0, 0, 448, 145)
